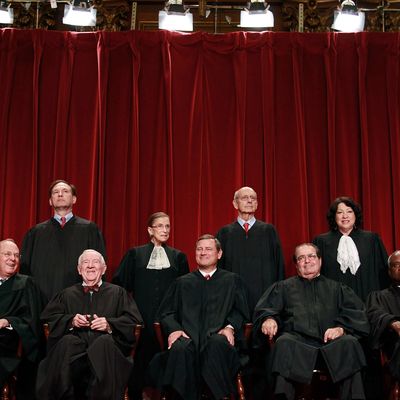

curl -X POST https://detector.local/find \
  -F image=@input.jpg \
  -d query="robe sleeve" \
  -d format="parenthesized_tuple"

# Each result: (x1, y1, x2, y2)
(6, 277, 45, 362)
(271, 226, 285, 281)
(334, 284, 370, 338)
(89, 223, 107, 260)
(107, 288, 143, 345)
(366, 290, 398, 349)
(252, 281, 285, 343)
(225, 275, 250, 331)
(156, 281, 184, 336)
(20, 228, 35, 275)
(112, 249, 136, 293)
(374, 234, 390, 290)
(176, 251, 190, 276)
(40, 291, 76, 349)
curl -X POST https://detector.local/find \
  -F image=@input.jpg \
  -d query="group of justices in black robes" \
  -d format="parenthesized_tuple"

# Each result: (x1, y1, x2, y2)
(1, 177, 395, 400)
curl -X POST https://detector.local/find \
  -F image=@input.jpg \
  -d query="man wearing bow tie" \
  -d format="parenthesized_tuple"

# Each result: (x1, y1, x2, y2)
(36, 249, 143, 400)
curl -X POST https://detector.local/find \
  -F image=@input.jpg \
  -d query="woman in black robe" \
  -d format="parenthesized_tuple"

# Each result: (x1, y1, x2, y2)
(112, 211, 189, 399)
(312, 197, 389, 302)
(313, 197, 389, 399)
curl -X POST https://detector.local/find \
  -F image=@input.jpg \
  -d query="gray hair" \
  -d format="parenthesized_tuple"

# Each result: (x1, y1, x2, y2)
(388, 250, 400, 267)
(78, 249, 106, 266)
(233, 186, 257, 200)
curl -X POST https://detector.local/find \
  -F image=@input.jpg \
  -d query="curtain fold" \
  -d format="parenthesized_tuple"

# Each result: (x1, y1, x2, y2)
(0, 29, 399, 276)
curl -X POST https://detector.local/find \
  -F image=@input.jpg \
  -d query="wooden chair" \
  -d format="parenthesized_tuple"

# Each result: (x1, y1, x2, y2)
(267, 336, 338, 400)
(1, 338, 23, 400)
(43, 323, 142, 400)
(154, 322, 252, 400)
(380, 349, 400, 400)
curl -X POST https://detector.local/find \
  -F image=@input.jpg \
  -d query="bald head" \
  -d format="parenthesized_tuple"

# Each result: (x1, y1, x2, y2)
(233, 186, 258, 220)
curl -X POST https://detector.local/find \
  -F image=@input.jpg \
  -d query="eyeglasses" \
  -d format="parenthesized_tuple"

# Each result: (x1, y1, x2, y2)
(1, 251, 20, 259)
(296, 253, 318, 263)
(151, 224, 171, 231)
(237, 195, 257, 202)
(390, 263, 400, 270)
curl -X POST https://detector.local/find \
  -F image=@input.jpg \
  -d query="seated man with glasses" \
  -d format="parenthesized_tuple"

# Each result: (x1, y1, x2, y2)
(0, 239, 45, 399)
(367, 250, 400, 382)
(254, 243, 369, 400)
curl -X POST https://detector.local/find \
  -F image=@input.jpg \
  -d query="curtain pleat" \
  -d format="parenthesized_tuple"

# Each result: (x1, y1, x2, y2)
(0, 30, 399, 276)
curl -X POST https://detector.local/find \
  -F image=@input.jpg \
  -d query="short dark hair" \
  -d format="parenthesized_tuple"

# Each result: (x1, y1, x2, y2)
(196, 234, 221, 252)
(48, 180, 77, 197)
(147, 212, 170, 227)
(293, 243, 321, 263)
(388, 250, 400, 268)
(326, 196, 363, 231)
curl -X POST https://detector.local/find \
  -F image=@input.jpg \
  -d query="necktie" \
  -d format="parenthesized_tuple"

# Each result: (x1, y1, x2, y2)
(83, 284, 100, 293)
(204, 274, 211, 281)
(60, 216, 67, 228)
(244, 222, 250, 234)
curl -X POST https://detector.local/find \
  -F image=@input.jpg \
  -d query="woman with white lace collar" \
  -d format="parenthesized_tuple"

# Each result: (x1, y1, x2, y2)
(112, 212, 189, 400)
(312, 197, 389, 302)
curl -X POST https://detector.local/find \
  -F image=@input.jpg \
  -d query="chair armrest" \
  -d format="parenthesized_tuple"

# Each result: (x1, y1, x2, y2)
(154, 322, 165, 351)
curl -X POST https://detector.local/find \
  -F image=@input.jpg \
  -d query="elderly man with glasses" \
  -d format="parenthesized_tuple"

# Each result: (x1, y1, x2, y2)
(254, 243, 370, 400)
(0, 238, 44, 399)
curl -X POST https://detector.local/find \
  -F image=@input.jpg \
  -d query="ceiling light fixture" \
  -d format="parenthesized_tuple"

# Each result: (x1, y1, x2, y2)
(63, 0, 97, 27)
(239, 0, 274, 29)
(0, 2, 13, 24)
(331, 0, 365, 32)
(158, 0, 193, 31)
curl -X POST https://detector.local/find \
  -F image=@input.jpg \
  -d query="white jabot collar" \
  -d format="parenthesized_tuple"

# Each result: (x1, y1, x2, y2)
(337, 235, 360, 275)
(147, 246, 171, 270)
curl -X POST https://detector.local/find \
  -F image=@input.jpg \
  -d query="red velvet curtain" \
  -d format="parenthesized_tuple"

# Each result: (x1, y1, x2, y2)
(1, 29, 399, 277)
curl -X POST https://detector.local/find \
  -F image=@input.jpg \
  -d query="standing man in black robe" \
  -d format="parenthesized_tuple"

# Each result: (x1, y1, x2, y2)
(0, 239, 44, 399)
(20, 179, 106, 302)
(36, 249, 143, 400)
(150, 234, 250, 400)
(216, 186, 284, 313)
(254, 243, 369, 400)
(367, 250, 400, 382)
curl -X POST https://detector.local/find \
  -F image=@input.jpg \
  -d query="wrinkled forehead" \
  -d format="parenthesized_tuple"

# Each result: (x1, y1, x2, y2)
(196, 239, 216, 250)
(237, 187, 256, 197)
(80, 251, 102, 264)
(0, 240, 19, 253)
(52, 182, 73, 192)
(295, 245, 315, 257)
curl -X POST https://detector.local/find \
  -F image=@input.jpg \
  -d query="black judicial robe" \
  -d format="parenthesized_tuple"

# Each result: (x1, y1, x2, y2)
(313, 229, 389, 302)
(36, 282, 143, 400)
(216, 220, 285, 312)
(150, 269, 250, 400)
(254, 275, 369, 398)
(112, 243, 189, 396)
(0, 274, 44, 389)
(367, 286, 400, 379)
(20, 216, 106, 301)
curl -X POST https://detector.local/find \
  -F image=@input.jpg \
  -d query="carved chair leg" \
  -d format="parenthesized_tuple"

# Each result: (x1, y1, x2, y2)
(1, 383, 10, 400)
(392, 380, 400, 400)
(236, 371, 245, 400)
